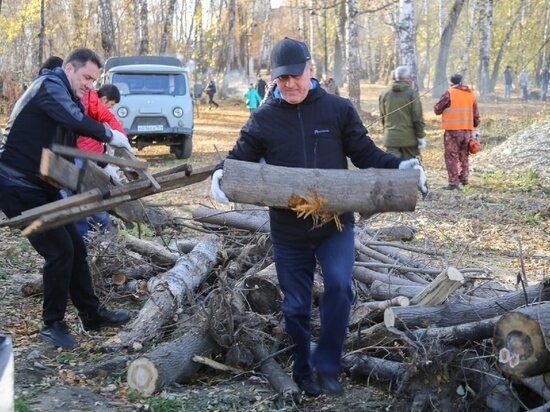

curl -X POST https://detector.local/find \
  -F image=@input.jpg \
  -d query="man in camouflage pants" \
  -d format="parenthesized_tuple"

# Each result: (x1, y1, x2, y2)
(434, 73, 480, 190)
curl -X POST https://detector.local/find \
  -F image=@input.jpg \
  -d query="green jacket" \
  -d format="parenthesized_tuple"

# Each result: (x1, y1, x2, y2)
(379, 81, 425, 147)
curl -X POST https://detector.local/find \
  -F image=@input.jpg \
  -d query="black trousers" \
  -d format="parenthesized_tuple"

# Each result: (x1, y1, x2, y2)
(0, 184, 100, 324)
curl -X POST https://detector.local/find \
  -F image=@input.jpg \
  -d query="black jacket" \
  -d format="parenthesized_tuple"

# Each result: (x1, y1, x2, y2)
(0, 68, 111, 190)
(217, 81, 402, 245)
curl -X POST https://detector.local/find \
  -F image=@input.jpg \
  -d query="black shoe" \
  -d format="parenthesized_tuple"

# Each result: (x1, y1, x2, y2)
(442, 184, 460, 190)
(80, 307, 130, 331)
(317, 373, 344, 396)
(39, 321, 77, 349)
(293, 373, 321, 397)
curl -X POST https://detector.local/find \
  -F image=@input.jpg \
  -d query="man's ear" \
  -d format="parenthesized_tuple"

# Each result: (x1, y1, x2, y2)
(99, 96, 108, 104)
(64, 62, 74, 76)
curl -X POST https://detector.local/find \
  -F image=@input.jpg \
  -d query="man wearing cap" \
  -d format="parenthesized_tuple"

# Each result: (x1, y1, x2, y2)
(211, 37, 427, 397)
(434, 73, 480, 190)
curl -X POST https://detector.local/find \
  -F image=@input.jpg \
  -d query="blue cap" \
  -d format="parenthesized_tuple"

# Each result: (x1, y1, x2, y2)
(270, 37, 311, 79)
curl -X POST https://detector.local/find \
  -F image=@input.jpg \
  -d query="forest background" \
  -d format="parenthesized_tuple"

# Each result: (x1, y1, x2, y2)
(0, 0, 548, 113)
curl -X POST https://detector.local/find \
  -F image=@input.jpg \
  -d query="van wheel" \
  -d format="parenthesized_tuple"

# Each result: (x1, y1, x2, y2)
(172, 137, 192, 159)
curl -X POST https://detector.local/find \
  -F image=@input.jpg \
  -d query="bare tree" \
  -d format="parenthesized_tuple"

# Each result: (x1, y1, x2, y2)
(432, 0, 466, 97)
(334, 0, 346, 87)
(489, 0, 525, 92)
(159, 0, 177, 54)
(38, 0, 45, 65)
(98, 0, 117, 58)
(397, 0, 418, 87)
(477, 0, 494, 96)
(346, 0, 361, 110)
(132, 0, 141, 54)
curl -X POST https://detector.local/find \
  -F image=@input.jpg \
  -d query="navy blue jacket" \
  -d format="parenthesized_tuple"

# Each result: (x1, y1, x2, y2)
(217, 81, 402, 245)
(0, 68, 111, 190)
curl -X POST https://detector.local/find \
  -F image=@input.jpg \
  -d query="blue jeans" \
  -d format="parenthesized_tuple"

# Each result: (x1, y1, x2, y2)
(273, 223, 355, 377)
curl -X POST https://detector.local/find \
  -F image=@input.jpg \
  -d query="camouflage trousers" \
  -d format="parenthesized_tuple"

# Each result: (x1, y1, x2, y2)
(443, 130, 471, 186)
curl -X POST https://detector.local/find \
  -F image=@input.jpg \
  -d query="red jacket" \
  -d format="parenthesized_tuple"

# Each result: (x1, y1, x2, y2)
(76, 90, 125, 153)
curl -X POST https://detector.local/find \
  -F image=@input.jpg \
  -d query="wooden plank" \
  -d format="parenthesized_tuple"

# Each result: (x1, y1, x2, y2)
(0, 189, 103, 228)
(21, 195, 132, 236)
(39, 149, 80, 191)
(78, 160, 114, 194)
(51, 144, 148, 170)
(117, 147, 161, 191)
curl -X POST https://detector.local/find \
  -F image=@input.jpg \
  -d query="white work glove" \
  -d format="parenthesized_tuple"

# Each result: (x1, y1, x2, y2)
(473, 128, 480, 140)
(109, 129, 132, 152)
(211, 169, 229, 203)
(399, 158, 428, 196)
(417, 138, 427, 149)
(103, 165, 121, 182)
(105, 144, 115, 157)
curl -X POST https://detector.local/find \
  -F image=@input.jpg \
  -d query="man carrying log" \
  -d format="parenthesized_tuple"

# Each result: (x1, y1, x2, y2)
(0, 48, 131, 349)
(211, 37, 427, 397)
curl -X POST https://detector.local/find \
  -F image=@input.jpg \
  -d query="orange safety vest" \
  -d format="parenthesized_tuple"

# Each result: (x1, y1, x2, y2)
(441, 87, 475, 130)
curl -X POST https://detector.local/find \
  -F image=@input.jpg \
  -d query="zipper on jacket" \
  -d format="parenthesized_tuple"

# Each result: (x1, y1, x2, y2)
(298, 106, 307, 166)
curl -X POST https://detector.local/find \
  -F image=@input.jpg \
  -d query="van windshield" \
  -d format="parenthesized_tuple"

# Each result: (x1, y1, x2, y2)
(111, 73, 187, 96)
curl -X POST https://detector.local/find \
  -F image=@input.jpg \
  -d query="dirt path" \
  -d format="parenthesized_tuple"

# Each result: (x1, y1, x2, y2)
(1, 88, 549, 411)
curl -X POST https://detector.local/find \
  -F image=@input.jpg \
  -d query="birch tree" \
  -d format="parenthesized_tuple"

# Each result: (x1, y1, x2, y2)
(397, 0, 418, 88)
(138, 0, 149, 55)
(346, 0, 361, 110)
(432, 0, 465, 97)
(334, 0, 346, 87)
(477, 0, 494, 96)
(459, 0, 477, 76)
(98, 0, 117, 58)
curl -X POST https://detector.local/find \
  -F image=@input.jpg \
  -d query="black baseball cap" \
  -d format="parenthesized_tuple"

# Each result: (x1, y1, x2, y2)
(270, 37, 311, 79)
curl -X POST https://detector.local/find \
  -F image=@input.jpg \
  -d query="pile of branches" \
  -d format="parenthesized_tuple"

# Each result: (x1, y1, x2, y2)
(21, 205, 550, 410)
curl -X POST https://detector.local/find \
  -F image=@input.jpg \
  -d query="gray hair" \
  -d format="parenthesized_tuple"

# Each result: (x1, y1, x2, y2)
(394, 66, 411, 81)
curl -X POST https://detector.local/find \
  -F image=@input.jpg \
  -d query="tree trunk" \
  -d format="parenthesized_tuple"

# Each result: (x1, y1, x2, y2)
(334, 1, 346, 87)
(343, 353, 409, 382)
(409, 267, 464, 305)
(385, 281, 550, 329)
(459, 0, 477, 75)
(397, 0, 418, 86)
(105, 236, 221, 350)
(489, 0, 524, 92)
(352, 266, 420, 287)
(139, 0, 149, 55)
(98, 0, 117, 58)
(478, 0, 494, 96)
(346, 0, 361, 110)
(432, 0, 466, 97)
(127, 325, 218, 396)
(252, 345, 301, 401)
(221, 159, 418, 215)
(159, 0, 177, 54)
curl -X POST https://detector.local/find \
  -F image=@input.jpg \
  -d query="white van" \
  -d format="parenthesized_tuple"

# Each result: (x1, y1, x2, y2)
(104, 56, 194, 159)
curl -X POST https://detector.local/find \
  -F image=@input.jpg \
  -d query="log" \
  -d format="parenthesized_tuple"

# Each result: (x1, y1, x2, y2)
(370, 279, 486, 306)
(346, 322, 398, 350)
(127, 326, 218, 396)
(348, 297, 409, 329)
(385, 281, 550, 330)
(112, 263, 161, 283)
(494, 307, 550, 379)
(105, 236, 220, 350)
(352, 266, 419, 287)
(343, 353, 409, 383)
(221, 159, 418, 215)
(192, 206, 270, 233)
(252, 345, 301, 401)
(81, 355, 132, 378)
(123, 234, 179, 267)
(20, 274, 43, 297)
(362, 225, 416, 241)
(410, 267, 464, 305)
(521, 375, 550, 402)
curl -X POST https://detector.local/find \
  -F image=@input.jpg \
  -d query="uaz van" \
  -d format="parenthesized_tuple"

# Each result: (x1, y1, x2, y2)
(103, 56, 194, 159)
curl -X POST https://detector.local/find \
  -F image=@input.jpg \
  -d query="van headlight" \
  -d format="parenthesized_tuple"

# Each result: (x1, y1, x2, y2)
(173, 107, 183, 118)
(117, 107, 128, 118)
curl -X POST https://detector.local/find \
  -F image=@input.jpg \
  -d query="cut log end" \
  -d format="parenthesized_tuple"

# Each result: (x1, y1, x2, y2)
(494, 312, 550, 378)
(127, 356, 160, 396)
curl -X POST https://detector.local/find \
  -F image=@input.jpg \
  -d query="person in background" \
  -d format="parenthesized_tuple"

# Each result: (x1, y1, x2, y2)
(434, 73, 480, 190)
(540, 66, 549, 101)
(211, 37, 427, 398)
(205, 78, 219, 109)
(503, 66, 513, 101)
(379, 65, 426, 160)
(256, 73, 267, 100)
(243, 82, 262, 113)
(320, 73, 339, 95)
(519, 68, 529, 101)
(0, 48, 131, 349)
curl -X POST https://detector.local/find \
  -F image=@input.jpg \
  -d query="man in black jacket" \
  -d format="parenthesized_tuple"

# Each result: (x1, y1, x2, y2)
(0, 48, 131, 349)
(211, 38, 426, 396)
